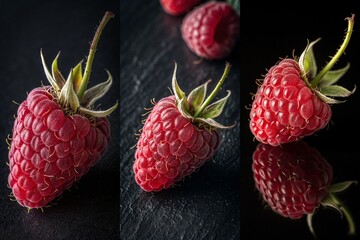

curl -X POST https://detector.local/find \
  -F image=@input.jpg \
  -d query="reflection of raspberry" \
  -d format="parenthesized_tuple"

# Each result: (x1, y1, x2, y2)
(181, 1, 240, 60)
(252, 141, 357, 236)
(252, 141, 333, 219)
(160, 0, 201, 16)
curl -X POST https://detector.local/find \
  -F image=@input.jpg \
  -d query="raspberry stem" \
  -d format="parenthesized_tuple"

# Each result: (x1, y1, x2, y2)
(77, 11, 115, 100)
(311, 14, 355, 87)
(194, 62, 231, 118)
(330, 193, 356, 235)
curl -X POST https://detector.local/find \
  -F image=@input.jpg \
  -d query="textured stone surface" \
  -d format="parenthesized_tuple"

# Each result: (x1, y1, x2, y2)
(120, 1, 241, 240)
(0, 1, 120, 239)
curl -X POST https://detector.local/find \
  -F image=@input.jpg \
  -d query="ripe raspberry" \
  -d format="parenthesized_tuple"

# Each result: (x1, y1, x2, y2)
(181, 1, 240, 60)
(250, 15, 356, 146)
(253, 141, 333, 219)
(7, 12, 118, 209)
(133, 62, 234, 192)
(159, 0, 201, 16)
(252, 141, 357, 236)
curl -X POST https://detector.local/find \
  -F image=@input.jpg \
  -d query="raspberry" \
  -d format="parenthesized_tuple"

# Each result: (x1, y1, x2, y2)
(133, 63, 234, 192)
(7, 12, 118, 209)
(159, 0, 201, 16)
(249, 15, 356, 146)
(252, 141, 333, 219)
(134, 96, 221, 191)
(252, 141, 357, 236)
(250, 58, 332, 146)
(8, 88, 111, 208)
(181, 1, 240, 60)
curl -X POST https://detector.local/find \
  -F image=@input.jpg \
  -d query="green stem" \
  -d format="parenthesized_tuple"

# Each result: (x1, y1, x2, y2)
(311, 14, 355, 87)
(331, 193, 356, 236)
(194, 62, 231, 118)
(306, 213, 316, 238)
(342, 206, 356, 235)
(77, 11, 114, 100)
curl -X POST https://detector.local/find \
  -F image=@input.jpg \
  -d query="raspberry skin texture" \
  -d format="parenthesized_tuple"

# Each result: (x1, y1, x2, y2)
(8, 87, 110, 209)
(160, 0, 201, 16)
(181, 1, 240, 60)
(252, 141, 333, 219)
(249, 59, 332, 146)
(133, 95, 221, 192)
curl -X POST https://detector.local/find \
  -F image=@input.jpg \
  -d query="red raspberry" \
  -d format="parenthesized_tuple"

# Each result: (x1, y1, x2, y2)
(250, 58, 332, 146)
(8, 87, 111, 208)
(159, 0, 201, 16)
(7, 12, 118, 209)
(252, 141, 357, 236)
(134, 95, 221, 191)
(133, 63, 234, 192)
(250, 15, 356, 146)
(181, 1, 240, 60)
(252, 141, 333, 219)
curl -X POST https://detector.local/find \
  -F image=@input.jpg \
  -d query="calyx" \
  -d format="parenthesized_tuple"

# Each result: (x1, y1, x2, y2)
(172, 62, 235, 129)
(41, 11, 118, 118)
(299, 14, 356, 104)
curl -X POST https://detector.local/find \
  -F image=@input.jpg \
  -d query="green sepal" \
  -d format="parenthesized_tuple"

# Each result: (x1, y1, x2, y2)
(328, 180, 358, 193)
(321, 193, 343, 215)
(51, 52, 66, 89)
(177, 91, 235, 130)
(196, 117, 236, 129)
(319, 85, 356, 98)
(171, 62, 233, 130)
(298, 37, 356, 104)
(299, 38, 320, 83)
(319, 182, 357, 236)
(315, 91, 345, 104)
(227, 0, 240, 16)
(187, 80, 209, 113)
(40, 49, 60, 92)
(79, 100, 118, 118)
(177, 98, 195, 120)
(59, 69, 80, 112)
(172, 62, 185, 102)
(200, 90, 231, 119)
(41, 50, 117, 117)
(39, 12, 117, 118)
(82, 69, 113, 108)
(319, 63, 350, 87)
(307, 213, 316, 238)
(72, 60, 84, 93)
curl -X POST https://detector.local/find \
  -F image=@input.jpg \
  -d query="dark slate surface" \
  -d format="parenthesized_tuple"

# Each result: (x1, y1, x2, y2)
(0, 1, 120, 240)
(120, 1, 240, 240)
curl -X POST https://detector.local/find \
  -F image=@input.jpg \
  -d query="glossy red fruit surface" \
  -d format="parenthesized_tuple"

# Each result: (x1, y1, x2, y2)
(8, 87, 110, 208)
(7, 11, 117, 209)
(134, 96, 220, 192)
(181, 1, 240, 60)
(252, 141, 333, 219)
(249, 59, 332, 146)
(160, 0, 201, 16)
(250, 16, 356, 146)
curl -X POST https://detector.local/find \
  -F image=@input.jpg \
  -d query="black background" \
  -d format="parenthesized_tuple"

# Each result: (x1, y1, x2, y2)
(240, 2, 360, 240)
(0, 1, 120, 240)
